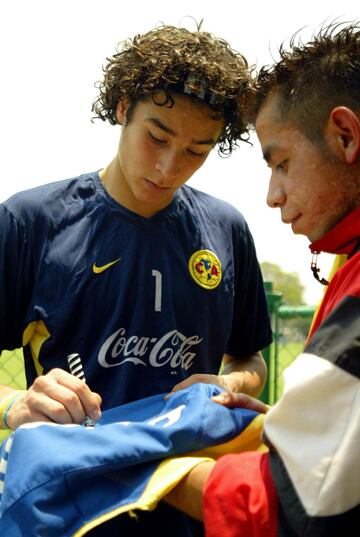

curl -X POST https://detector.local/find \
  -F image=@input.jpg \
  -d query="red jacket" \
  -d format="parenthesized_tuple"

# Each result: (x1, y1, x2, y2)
(203, 207, 360, 536)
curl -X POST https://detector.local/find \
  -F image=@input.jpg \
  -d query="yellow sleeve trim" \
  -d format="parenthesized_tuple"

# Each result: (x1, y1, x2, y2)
(22, 320, 50, 376)
(72, 457, 212, 537)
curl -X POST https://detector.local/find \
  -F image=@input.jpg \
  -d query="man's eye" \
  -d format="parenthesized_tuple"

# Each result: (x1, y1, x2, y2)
(149, 131, 166, 144)
(187, 149, 207, 158)
(277, 160, 288, 172)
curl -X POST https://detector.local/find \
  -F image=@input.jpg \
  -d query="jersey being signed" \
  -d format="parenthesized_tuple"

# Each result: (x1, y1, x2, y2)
(0, 383, 265, 537)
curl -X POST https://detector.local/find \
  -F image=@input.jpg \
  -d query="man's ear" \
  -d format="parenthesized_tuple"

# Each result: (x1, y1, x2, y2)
(116, 98, 130, 125)
(327, 106, 360, 164)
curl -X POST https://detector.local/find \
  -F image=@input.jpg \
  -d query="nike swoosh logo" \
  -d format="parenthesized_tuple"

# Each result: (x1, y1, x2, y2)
(92, 258, 121, 274)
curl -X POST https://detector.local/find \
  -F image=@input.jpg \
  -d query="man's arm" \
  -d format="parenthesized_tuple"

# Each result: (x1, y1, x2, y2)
(219, 352, 267, 396)
(164, 451, 277, 536)
(165, 461, 215, 520)
(167, 351, 267, 398)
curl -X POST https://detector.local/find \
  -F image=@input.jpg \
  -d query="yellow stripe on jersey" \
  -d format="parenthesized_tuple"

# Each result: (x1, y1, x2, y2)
(22, 320, 50, 376)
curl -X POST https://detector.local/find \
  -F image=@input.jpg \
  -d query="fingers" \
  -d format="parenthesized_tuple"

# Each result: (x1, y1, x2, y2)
(164, 374, 220, 399)
(19, 389, 74, 424)
(5, 390, 70, 430)
(42, 368, 102, 420)
(8, 368, 102, 429)
(165, 375, 268, 415)
(164, 378, 195, 399)
(164, 378, 193, 399)
(211, 391, 269, 414)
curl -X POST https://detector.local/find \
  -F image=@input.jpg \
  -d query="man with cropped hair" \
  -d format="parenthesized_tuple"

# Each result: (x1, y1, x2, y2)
(165, 21, 360, 536)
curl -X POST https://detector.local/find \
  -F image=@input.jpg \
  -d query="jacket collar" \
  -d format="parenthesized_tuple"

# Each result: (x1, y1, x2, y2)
(310, 207, 360, 256)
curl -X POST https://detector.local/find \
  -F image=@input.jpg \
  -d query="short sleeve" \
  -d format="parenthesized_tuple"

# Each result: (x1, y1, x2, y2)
(226, 220, 272, 357)
(0, 203, 34, 349)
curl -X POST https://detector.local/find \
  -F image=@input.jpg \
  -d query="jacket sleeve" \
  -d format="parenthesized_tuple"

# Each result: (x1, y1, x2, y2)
(203, 451, 278, 537)
(264, 289, 360, 536)
(203, 270, 360, 536)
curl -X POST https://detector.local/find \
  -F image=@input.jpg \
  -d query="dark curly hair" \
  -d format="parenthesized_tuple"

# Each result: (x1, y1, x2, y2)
(251, 21, 360, 142)
(92, 24, 253, 155)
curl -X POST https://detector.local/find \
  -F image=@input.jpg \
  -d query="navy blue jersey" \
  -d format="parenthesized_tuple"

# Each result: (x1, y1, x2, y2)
(0, 171, 272, 408)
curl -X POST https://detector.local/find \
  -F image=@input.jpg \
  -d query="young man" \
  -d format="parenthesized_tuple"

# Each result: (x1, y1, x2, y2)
(0, 24, 271, 432)
(0, 23, 272, 536)
(165, 22, 360, 535)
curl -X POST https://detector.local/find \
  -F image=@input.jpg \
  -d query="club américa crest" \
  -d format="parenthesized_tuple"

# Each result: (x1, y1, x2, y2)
(188, 249, 222, 289)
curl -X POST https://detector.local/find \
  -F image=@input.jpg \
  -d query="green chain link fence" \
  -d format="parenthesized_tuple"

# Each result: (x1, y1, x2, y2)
(0, 284, 315, 441)
(261, 281, 315, 405)
(0, 349, 26, 442)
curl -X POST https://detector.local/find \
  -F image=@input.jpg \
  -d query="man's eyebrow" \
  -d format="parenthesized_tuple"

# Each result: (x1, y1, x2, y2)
(191, 137, 217, 146)
(148, 117, 176, 136)
(147, 117, 217, 146)
(262, 144, 276, 164)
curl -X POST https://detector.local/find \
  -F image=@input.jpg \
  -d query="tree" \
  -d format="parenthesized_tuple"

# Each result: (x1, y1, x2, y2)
(261, 262, 312, 341)
(260, 261, 305, 305)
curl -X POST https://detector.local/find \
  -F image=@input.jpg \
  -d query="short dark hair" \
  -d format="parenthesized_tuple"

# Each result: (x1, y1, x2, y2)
(251, 21, 360, 141)
(92, 23, 253, 155)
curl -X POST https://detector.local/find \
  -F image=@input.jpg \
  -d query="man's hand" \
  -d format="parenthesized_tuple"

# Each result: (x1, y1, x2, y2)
(164, 373, 232, 399)
(166, 352, 267, 400)
(5, 368, 102, 430)
(211, 391, 269, 414)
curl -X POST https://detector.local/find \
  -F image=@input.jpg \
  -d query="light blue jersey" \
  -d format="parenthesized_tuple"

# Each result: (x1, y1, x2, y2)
(0, 383, 264, 537)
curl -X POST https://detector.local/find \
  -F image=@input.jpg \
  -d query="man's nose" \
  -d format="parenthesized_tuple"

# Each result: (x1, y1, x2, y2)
(155, 152, 181, 182)
(266, 174, 286, 208)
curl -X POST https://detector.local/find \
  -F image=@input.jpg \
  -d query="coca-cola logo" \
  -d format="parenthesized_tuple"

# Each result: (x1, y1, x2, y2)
(98, 328, 203, 370)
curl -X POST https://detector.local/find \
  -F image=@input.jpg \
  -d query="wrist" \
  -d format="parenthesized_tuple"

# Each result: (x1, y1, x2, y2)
(0, 390, 26, 430)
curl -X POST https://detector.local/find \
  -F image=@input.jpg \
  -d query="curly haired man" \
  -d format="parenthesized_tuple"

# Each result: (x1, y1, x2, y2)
(0, 23, 271, 536)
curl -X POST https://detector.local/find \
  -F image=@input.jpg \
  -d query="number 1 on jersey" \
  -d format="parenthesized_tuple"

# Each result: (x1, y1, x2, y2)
(152, 270, 162, 312)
